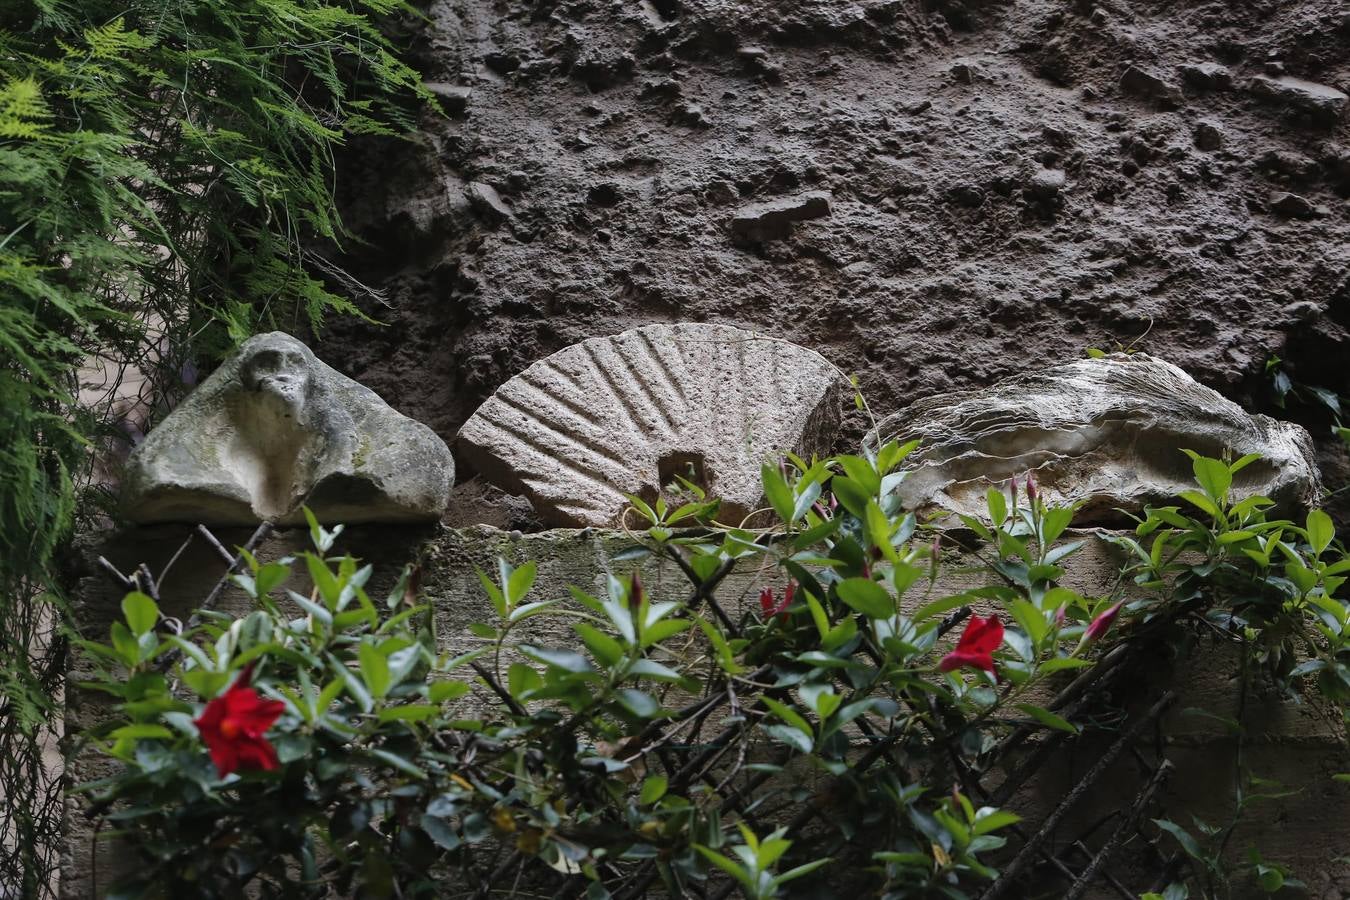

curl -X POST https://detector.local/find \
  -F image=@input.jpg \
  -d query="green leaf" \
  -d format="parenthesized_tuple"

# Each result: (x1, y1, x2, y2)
(507, 663, 542, 699)
(304, 553, 342, 609)
(428, 679, 470, 704)
(520, 644, 594, 674)
(641, 617, 692, 647)
(574, 622, 624, 669)
(791, 479, 823, 523)
(762, 462, 795, 523)
(836, 578, 894, 619)
(121, 591, 158, 637)
(287, 589, 333, 626)
(254, 562, 290, 598)
(1177, 490, 1221, 519)
(627, 658, 686, 683)
(1153, 819, 1204, 861)
(421, 813, 461, 850)
(614, 688, 661, 718)
(1307, 509, 1335, 555)
(986, 487, 1007, 526)
(377, 704, 441, 723)
(476, 568, 506, 619)
(836, 454, 881, 495)
(328, 654, 373, 713)
(864, 500, 897, 562)
(762, 696, 812, 736)
(831, 476, 871, 519)
(695, 846, 755, 892)
(367, 747, 426, 779)
(876, 439, 920, 474)
(1183, 451, 1232, 504)
(1008, 599, 1048, 645)
(1015, 703, 1078, 734)
(507, 561, 537, 606)
(639, 775, 668, 805)
(182, 668, 229, 698)
(624, 493, 659, 525)
(1037, 657, 1093, 674)
(1256, 865, 1284, 893)
(762, 723, 814, 753)
(359, 642, 391, 699)
(108, 724, 174, 741)
(1040, 506, 1075, 547)
(774, 857, 832, 887)
(972, 808, 1021, 835)
(109, 621, 139, 665)
(697, 616, 744, 675)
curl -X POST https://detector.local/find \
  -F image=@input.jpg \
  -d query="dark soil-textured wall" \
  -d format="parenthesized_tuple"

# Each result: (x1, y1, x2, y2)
(322, 0, 1349, 521)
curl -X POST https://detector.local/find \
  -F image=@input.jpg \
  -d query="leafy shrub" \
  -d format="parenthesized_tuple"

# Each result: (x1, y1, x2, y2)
(0, 2, 432, 888)
(77, 449, 1350, 898)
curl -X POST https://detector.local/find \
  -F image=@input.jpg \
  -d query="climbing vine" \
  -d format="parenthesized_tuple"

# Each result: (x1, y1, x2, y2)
(0, 1, 433, 891)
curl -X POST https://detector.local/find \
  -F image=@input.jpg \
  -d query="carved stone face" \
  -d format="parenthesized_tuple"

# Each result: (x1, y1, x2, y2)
(240, 346, 312, 417)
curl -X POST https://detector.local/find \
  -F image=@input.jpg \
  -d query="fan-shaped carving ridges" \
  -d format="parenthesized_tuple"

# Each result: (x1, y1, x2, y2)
(457, 323, 845, 527)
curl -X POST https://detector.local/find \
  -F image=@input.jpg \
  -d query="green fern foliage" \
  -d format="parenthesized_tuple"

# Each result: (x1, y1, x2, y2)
(0, 1, 433, 892)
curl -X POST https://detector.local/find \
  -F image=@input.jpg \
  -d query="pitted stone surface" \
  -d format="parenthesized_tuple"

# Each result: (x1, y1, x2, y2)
(123, 332, 454, 525)
(867, 353, 1320, 522)
(457, 323, 844, 527)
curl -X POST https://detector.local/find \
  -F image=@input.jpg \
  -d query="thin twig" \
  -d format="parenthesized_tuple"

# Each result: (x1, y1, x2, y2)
(96, 557, 135, 591)
(154, 522, 273, 673)
(471, 661, 527, 718)
(1061, 760, 1174, 900)
(194, 524, 236, 566)
(980, 691, 1176, 900)
(154, 531, 199, 596)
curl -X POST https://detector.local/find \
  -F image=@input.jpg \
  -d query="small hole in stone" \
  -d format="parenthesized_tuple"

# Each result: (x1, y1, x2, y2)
(658, 451, 710, 496)
(649, 0, 680, 20)
(637, 452, 713, 521)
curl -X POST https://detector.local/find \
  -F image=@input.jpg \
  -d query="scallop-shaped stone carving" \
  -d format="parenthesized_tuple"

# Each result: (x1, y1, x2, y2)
(866, 352, 1320, 522)
(457, 324, 844, 527)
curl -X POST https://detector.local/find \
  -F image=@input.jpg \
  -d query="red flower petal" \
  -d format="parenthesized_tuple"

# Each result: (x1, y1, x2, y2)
(195, 674, 285, 777)
(222, 687, 285, 737)
(955, 614, 1004, 655)
(939, 615, 1004, 674)
(759, 587, 776, 617)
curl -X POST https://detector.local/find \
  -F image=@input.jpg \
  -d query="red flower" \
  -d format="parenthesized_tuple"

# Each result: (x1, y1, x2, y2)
(759, 582, 794, 622)
(938, 614, 1004, 675)
(1084, 601, 1123, 642)
(195, 665, 286, 777)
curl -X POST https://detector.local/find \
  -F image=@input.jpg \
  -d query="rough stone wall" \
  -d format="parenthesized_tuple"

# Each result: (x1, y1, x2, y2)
(322, 0, 1350, 520)
(64, 525, 1350, 898)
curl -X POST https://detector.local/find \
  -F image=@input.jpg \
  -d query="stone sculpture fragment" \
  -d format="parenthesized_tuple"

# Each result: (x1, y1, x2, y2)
(866, 353, 1319, 522)
(457, 323, 844, 527)
(123, 332, 454, 525)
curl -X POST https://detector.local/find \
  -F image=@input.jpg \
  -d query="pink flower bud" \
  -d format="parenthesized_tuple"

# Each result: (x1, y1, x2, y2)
(629, 570, 644, 609)
(1025, 471, 1038, 504)
(1084, 601, 1123, 642)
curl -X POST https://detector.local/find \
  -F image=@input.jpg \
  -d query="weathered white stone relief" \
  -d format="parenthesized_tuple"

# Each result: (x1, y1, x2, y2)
(457, 323, 844, 527)
(122, 332, 453, 525)
(867, 353, 1320, 521)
